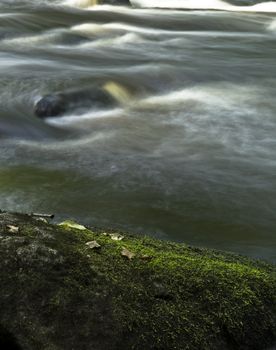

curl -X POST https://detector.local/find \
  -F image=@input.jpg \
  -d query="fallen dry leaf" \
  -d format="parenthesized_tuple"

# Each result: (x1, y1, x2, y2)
(7, 225, 19, 233)
(35, 217, 48, 224)
(110, 233, 124, 241)
(140, 255, 153, 261)
(86, 241, 101, 249)
(121, 248, 135, 260)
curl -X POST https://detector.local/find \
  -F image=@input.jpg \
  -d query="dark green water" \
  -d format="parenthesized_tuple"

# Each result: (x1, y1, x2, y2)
(1, 0, 276, 261)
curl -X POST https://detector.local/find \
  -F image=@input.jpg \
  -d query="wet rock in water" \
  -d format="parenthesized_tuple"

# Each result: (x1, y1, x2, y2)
(102, 0, 130, 5)
(34, 94, 66, 118)
(34, 87, 116, 118)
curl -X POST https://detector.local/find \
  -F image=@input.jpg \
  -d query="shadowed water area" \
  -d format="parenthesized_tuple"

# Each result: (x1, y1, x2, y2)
(0, 0, 276, 262)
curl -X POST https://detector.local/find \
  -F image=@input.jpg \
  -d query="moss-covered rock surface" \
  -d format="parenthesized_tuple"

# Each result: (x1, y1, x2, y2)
(0, 211, 275, 350)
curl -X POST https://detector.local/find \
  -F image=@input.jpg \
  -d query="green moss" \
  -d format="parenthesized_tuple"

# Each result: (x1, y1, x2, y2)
(0, 212, 275, 350)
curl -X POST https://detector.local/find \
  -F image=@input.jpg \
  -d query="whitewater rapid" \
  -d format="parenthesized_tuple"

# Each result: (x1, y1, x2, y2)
(63, 0, 276, 13)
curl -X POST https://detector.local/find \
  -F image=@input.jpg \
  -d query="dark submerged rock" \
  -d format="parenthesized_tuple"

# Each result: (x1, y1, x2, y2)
(0, 211, 275, 350)
(102, 0, 130, 5)
(34, 94, 66, 118)
(34, 88, 116, 118)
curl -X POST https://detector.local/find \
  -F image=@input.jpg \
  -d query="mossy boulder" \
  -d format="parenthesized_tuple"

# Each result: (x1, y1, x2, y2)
(0, 212, 275, 350)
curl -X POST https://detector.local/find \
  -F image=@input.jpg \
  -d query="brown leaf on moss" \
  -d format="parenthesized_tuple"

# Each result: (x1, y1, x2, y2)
(35, 217, 48, 224)
(7, 225, 19, 233)
(86, 241, 101, 250)
(140, 255, 153, 261)
(121, 248, 135, 260)
(110, 233, 124, 241)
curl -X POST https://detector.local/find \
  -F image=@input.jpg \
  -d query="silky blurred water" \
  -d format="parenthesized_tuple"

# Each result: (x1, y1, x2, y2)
(0, 0, 276, 261)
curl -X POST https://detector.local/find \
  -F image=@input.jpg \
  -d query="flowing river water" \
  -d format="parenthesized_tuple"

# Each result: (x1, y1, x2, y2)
(0, 0, 276, 262)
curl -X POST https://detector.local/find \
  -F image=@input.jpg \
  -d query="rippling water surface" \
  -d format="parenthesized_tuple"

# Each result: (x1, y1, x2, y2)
(1, 0, 276, 261)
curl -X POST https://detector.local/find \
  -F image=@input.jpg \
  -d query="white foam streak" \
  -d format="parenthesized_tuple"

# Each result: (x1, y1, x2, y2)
(113, 32, 142, 44)
(63, 0, 98, 8)
(131, 0, 276, 13)
(71, 23, 106, 35)
(75, 32, 141, 48)
(17, 132, 114, 149)
(1, 30, 62, 47)
(267, 18, 276, 31)
(139, 84, 258, 112)
(142, 87, 228, 107)
(46, 108, 123, 126)
(71, 22, 179, 37)
(104, 22, 160, 34)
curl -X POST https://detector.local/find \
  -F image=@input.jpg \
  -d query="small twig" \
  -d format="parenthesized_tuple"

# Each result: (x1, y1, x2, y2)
(31, 213, 55, 219)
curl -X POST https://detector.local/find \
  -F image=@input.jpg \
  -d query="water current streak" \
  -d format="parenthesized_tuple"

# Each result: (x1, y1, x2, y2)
(0, 0, 276, 261)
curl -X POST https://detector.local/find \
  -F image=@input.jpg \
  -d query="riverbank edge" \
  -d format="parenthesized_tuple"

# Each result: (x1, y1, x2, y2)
(0, 211, 275, 350)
